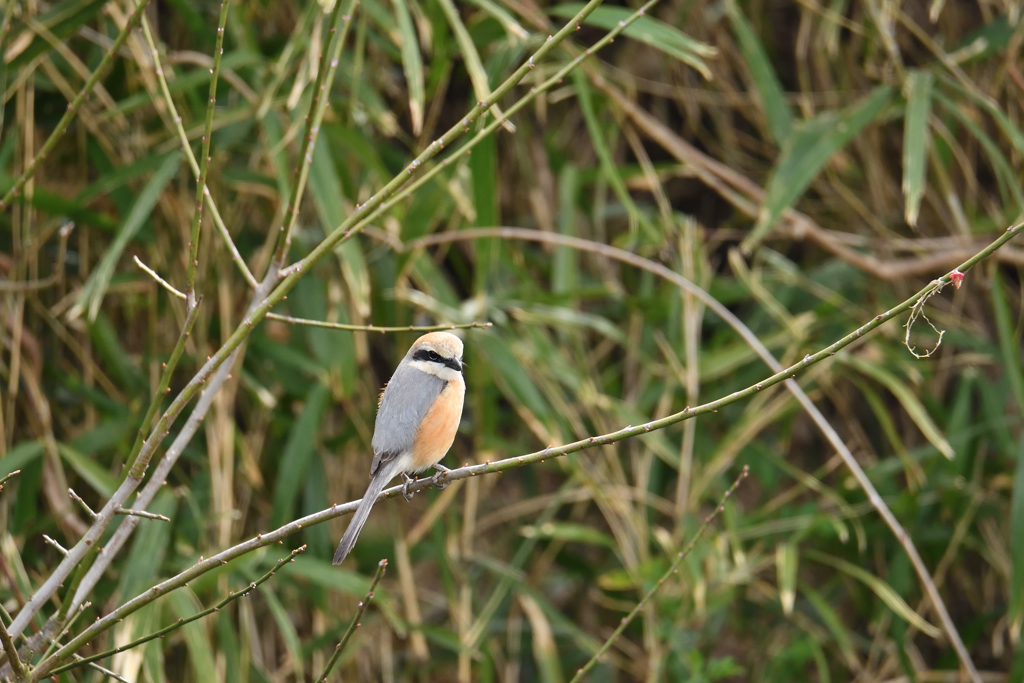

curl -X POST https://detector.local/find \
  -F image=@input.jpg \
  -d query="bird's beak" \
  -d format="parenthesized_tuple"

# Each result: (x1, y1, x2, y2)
(458, 359, 466, 373)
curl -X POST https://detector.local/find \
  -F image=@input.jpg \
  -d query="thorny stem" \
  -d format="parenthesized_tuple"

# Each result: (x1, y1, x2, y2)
(271, 0, 359, 266)
(266, 313, 493, 333)
(0, 617, 25, 681)
(569, 467, 749, 683)
(121, 298, 202, 477)
(316, 559, 387, 682)
(0, 0, 153, 211)
(33, 220, 1023, 680)
(185, 0, 232, 309)
(47, 548, 306, 678)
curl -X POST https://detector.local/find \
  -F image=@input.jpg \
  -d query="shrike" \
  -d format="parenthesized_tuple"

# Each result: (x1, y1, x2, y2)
(333, 332, 465, 565)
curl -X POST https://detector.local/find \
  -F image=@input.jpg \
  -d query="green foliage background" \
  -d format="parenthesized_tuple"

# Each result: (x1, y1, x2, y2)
(1, 0, 1023, 681)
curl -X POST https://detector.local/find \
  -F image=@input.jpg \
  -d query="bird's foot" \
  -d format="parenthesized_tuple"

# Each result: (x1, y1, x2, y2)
(401, 473, 416, 501)
(431, 463, 452, 490)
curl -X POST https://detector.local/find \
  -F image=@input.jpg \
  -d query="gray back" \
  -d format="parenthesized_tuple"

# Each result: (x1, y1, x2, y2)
(370, 359, 445, 475)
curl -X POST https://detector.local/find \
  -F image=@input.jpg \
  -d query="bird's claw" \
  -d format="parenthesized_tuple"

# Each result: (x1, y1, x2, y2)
(431, 464, 451, 490)
(401, 473, 416, 502)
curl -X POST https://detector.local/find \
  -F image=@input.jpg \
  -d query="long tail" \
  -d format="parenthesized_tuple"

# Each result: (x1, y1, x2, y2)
(333, 462, 399, 565)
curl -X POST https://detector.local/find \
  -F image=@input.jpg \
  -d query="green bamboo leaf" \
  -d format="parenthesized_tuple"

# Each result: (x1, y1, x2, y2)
(521, 522, 616, 548)
(391, 0, 425, 134)
(0, 440, 44, 479)
(58, 443, 118, 498)
(464, 0, 528, 39)
(270, 383, 330, 528)
(519, 594, 565, 683)
(725, 0, 793, 146)
(742, 85, 893, 253)
(838, 354, 954, 460)
(934, 90, 1024, 214)
(309, 140, 371, 317)
(71, 152, 182, 322)
(902, 70, 933, 227)
(805, 550, 941, 637)
(1010, 436, 1024, 635)
(776, 541, 798, 615)
(801, 583, 858, 667)
(168, 590, 219, 682)
(574, 70, 655, 238)
(992, 270, 1024, 629)
(436, 0, 513, 129)
(263, 588, 305, 680)
(550, 3, 716, 78)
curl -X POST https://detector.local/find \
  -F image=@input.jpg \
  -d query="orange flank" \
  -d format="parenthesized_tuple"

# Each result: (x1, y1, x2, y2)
(411, 380, 465, 470)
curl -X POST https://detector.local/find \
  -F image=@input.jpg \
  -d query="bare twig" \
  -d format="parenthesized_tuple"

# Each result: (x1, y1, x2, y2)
(48, 547, 306, 678)
(133, 256, 185, 300)
(317, 559, 387, 682)
(569, 466, 749, 682)
(184, 0, 232, 310)
(114, 508, 170, 522)
(266, 313, 493, 333)
(0, 614, 25, 681)
(0, 470, 19, 489)
(42, 535, 68, 556)
(67, 488, 97, 520)
(0, 0, 153, 210)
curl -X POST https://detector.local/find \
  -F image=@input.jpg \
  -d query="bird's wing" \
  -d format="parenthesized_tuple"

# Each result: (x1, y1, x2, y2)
(369, 362, 446, 476)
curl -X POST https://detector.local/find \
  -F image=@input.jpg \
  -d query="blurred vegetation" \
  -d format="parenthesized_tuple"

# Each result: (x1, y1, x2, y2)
(2, 0, 1024, 681)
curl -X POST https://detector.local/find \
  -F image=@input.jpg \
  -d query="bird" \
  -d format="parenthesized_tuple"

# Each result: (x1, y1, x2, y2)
(333, 331, 465, 565)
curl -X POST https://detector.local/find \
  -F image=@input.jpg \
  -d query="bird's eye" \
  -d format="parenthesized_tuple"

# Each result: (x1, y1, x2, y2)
(428, 351, 440, 361)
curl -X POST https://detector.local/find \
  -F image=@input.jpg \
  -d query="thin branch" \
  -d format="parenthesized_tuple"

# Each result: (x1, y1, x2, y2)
(0, 0, 152, 211)
(0, 221, 74, 292)
(67, 488, 97, 520)
(137, 13, 258, 289)
(316, 559, 387, 682)
(121, 297, 202, 476)
(184, 0, 232, 309)
(48, 547, 306, 678)
(114, 508, 170, 522)
(0, 614, 25, 681)
(35, 221, 1024, 680)
(0, 470, 19, 489)
(133, 256, 185, 300)
(272, 0, 359, 265)
(42, 535, 68, 556)
(569, 466, 749, 682)
(266, 313, 493, 333)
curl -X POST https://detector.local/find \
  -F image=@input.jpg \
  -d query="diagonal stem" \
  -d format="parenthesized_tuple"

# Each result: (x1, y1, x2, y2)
(569, 467, 749, 682)
(271, 0, 359, 266)
(316, 559, 387, 682)
(184, 0, 232, 308)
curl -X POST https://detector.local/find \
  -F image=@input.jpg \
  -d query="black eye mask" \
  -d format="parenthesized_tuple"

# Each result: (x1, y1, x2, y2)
(413, 348, 463, 373)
